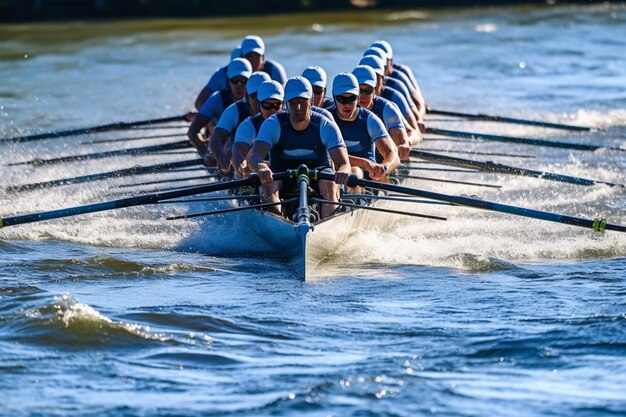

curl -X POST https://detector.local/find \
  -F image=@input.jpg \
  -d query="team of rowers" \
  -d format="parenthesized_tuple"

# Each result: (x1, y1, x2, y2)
(187, 35, 427, 219)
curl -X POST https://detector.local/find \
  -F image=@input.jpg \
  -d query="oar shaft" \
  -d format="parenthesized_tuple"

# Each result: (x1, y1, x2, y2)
(316, 172, 625, 233)
(1, 174, 289, 228)
(11, 140, 190, 166)
(426, 108, 592, 131)
(426, 127, 607, 152)
(1, 115, 187, 143)
(7, 159, 204, 192)
(409, 150, 623, 188)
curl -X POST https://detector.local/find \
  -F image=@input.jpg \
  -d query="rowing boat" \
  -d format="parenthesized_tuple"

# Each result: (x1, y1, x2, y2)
(221, 167, 409, 281)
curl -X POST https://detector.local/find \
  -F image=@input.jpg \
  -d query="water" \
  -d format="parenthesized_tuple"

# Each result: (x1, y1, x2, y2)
(1, 4, 626, 416)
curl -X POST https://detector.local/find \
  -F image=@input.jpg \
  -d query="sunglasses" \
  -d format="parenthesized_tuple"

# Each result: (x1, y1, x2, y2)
(359, 87, 374, 96)
(335, 94, 358, 105)
(230, 77, 248, 85)
(261, 101, 282, 111)
(312, 86, 325, 95)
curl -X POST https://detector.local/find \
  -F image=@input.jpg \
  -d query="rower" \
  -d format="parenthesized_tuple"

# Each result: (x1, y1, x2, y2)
(328, 73, 399, 191)
(187, 58, 252, 161)
(363, 47, 417, 118)
(248, 76, 351, 219)
(209, 71, 271, 172)
(352, 64, 412, 160)
(232, 80, 284, 178)
(194, 46, 241, 110)
(359, 55, 422, 145)
(302, 66, 334, 109)
(241, 35, 287, 86)
(371, 40, 426, 130)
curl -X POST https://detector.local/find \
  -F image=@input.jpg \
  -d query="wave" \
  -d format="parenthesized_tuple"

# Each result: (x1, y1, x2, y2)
(11, 294, 172, 347)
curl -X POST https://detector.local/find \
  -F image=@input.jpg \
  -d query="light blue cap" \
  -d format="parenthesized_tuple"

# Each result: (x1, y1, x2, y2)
(227, 57, 252, 79)
(332, 73, 359, 97)
(359, 55, 385, 76)
(258, 80, 284, 102)
(230, 46, 241, 61)
(241, 35, 265, 56)
(247, 71, 271, 95)
(352, 65, 377, 87)
(302, 66, 327, 87)
(371, 40, 393, 59)
(284, 76, 312, 101)
(363, 47, 386, 61)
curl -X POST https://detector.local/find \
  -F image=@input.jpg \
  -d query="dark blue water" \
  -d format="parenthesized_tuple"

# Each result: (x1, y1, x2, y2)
(1, 4, 626, 416)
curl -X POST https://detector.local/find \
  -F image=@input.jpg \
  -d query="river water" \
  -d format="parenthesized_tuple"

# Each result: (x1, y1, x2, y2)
(1, 4, 625, 416)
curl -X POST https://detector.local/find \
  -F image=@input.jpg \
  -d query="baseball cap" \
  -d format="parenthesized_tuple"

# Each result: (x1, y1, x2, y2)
(359, 55, 385, 76)
(352, 65, 377, 87)
(371, 40, 393, 59)
(257, 80, 284, 102)
(302, 66, 327, 88)
(363, 47, 387, 61)
(332, 73, 359, 96)
(227, 57, 252, 79)
(230, 46, 241, 60)
(241, 35, 265, 56)
(284, 76, 313, 101)
(247, 71, 271, 95)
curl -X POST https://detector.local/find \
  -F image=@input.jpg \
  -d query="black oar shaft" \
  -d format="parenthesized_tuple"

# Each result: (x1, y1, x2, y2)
(425, 127, 615, 152)
(312, 198, 447, 221)
(1, 173, 295, 228)
(409, 150, 623, 188)
(10, 140, 191, 166)
(426, 108, 592, 131)
(316, 172, 625, 233)
(1, 115, 187, 143)
(7, 159, 204, 192)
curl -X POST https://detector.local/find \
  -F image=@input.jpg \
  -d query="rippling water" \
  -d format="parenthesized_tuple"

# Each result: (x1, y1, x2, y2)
(1, 4, 625, 416)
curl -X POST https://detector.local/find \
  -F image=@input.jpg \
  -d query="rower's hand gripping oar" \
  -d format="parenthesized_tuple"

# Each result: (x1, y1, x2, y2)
(0, 172, 290, 228)
(0, 113, 195, 144)
(315, 172, 625, 233)
(426, 107, 593, 132)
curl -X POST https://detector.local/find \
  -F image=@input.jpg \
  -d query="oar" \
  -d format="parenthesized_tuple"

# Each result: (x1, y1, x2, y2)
(410, 150, 624, 188)
(311, 198, 447, 221)
(1, 114, 190, 144)
(425, 127, 623, 152)
(342, 194, 450, 206)
(117, 174, 217, 188)
(80, 132, 184, 145)
(421, 147, 535, 159)
(9, 140, 192, 166)
(6, 159, 205, 193)
(166, 199, 297, 221)
(316, 171, 625, 233)
(398, 173, 501, 189)
(426, 108, 593, 132)
(0, 172, 291, 228)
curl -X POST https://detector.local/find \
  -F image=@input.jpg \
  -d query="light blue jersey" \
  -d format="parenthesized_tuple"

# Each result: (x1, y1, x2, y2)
(371, 96, 405, 131)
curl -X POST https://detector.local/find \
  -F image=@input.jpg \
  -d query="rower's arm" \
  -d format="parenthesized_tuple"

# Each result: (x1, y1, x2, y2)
(231, 142, 251, 178)
(194, 86, 214, 111)
(329, 147, 352, 185)
(187, 114, 211, 152)
(375, 137, 400, 172)
(388, 127, 411, 160)
(247, 141, 271, 173)
(208, 128, 231, 171)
